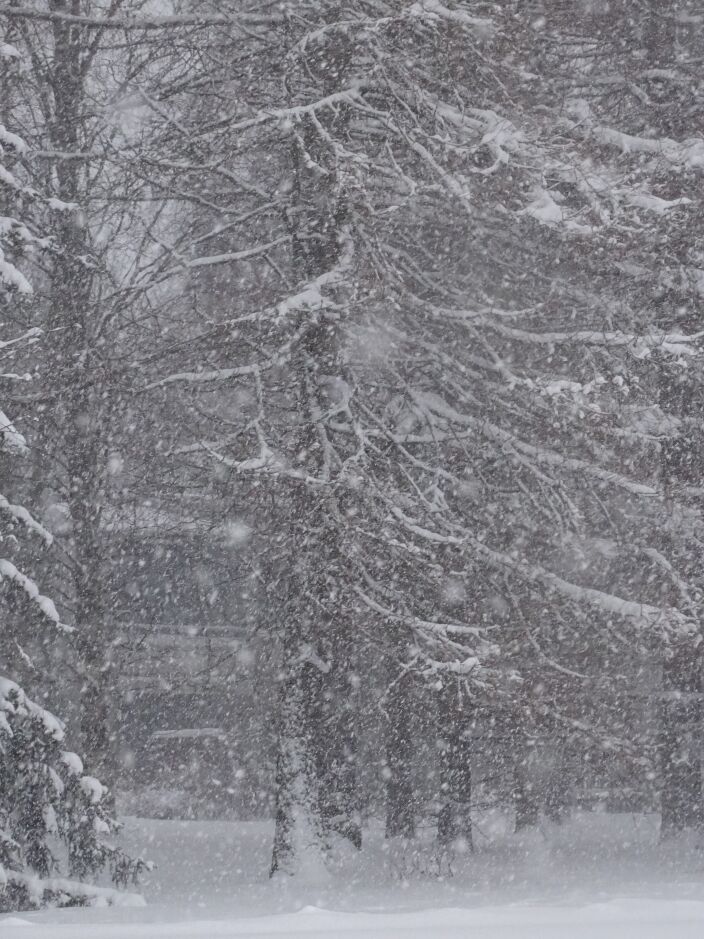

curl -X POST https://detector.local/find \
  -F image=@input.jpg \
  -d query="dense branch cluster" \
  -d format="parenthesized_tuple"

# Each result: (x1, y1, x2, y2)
(1, 51, 144, 910)
(1, 0, 703, 899)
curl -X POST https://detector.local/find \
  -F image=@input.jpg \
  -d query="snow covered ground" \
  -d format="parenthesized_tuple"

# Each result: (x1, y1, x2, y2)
(5, 901, 704, 939)
(4, 812, 704, 937)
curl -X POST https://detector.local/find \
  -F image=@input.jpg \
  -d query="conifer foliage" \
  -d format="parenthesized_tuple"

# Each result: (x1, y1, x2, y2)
(0, 0, 703, 890)
(0, 54, 144, 912)
(0, 679, 144, 911)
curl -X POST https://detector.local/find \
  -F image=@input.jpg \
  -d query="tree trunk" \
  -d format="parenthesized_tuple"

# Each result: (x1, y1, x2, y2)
(316, 633, 362, 850)
(545, 746, 571, 824)
(270, 614, 327, 878)
(384, 668, 416, 841)
(48, 5, 115, 783)
(436, 681, 473, 858)
(514, 750, 540, 832)
(660, 645, 703, 838)
(269, 30, 360, 872)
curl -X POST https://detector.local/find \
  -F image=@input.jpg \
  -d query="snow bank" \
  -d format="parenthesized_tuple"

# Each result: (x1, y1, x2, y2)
(3, 898, 704, 938)
(5, 813, 704, 937)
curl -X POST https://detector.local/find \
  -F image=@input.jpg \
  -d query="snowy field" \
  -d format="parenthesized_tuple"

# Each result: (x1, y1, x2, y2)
(5, 901, 704, 939)
(3, 812, 704, 938)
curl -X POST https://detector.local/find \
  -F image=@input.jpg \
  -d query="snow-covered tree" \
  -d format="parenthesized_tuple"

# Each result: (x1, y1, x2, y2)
(0, 0, 204, 784)
(516, 0, 704, 836)
(1, 59, 144, 911)
(3, 0, 702, 878)
(131, 0, 704, 871)
(0, 678, 145, 911)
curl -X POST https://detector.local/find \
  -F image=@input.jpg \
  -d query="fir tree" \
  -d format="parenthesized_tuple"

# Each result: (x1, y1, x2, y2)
(1, 55, 146, 912)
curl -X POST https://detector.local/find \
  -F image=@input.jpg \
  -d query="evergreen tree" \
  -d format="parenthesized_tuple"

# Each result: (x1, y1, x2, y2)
(2, 1, 702, 879)
(1, 62, 145, 912)
(135, 1, 702, 871)
(143, 1, 703, 867)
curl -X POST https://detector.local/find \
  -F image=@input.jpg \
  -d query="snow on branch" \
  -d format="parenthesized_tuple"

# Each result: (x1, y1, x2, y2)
(466, 314, 703, 357)
(0, 41, 20, 58)
(520, 180, 691, 236)
(0, 560, 70, 632)
(354, 581, 489, 642)
(145, 236, 353, 391)
(0, 407, 28, 454)
(436, 103, 524, 165)
(353, 583, 497, 682)
(0, 327, 42, 352)
(0, 676, 65, 741)
(203, 439, 328, 489)
(388, 505, 693, 640)
(1, 677, 149, 906)
(0, 493, 53, 545)
(590, 126, 704, 171)
(0, 251, 33, 294)
(568, 101, 704, 172)
(0, 871, 145, 909)
(0, 122, 27, 155)
(144, 363, 264, 391)
(520, 188, 595, 236)
(143, 319, 309, 391)
(0, 5, 278, 30)
(411, 390, 658, 496)
(408, 1, 496, 39)
(154, 237, 290, 281)
(196, 88, 366, 139)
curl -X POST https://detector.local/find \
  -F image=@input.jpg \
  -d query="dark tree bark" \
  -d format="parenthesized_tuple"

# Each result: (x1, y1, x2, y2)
(514, 752, 540, 832)
(658, 355, 703, 838)
(316, 631, 362, 850)
(660, 645, 703, 838)
(436, 681, 473, 857)
(270, 34, 360, 867)
(47, 5, 116, 785)
(270, 604, 326, 876)
(544, 747, 571, 824)
(384, 668, 416, 841)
